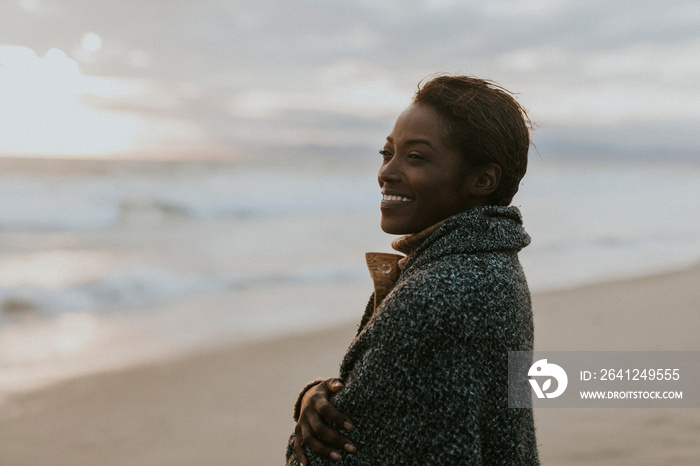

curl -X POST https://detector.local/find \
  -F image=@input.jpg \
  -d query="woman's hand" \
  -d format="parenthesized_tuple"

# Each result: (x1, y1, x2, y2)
(293, 378, 356, 465)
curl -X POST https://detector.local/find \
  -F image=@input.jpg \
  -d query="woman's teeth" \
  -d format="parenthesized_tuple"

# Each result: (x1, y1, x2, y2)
(383, 194, 411, 202)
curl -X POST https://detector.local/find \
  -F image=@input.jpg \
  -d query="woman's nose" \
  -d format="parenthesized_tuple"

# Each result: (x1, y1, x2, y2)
(378, 157, 401, 184)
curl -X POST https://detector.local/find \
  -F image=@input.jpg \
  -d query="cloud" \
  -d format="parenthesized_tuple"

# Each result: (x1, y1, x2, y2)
(0, 45, 142, 155)
(1, 0, 699, 159)
(534, 118, 700, 163)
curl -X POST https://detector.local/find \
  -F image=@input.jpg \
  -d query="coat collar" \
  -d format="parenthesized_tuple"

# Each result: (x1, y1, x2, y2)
(365, 219, 447, 312)
(364, 206, 529, 313)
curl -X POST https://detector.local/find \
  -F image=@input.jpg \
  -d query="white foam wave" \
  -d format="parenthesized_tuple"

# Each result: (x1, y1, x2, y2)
(0, 267, 230, 316)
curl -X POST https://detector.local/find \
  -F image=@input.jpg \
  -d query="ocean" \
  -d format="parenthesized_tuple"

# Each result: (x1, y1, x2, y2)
(1, 155, 699, 403)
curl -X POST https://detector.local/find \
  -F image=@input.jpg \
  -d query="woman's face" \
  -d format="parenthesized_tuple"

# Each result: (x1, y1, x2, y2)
(378, 103, 479, 235)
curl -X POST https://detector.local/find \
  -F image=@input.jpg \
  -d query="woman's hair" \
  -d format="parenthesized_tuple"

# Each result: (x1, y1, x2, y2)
(413, 75, 531, 206)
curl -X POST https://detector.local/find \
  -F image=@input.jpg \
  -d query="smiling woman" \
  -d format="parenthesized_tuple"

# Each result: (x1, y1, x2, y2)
(0, 45, 142, 157)
(288, 75, 538, 465)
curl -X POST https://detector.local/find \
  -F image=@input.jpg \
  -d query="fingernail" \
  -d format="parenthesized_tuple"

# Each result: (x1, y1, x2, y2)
(344, 421, 355, 430)
(330, 451, 342, 460)
(344, 443, 356, 453)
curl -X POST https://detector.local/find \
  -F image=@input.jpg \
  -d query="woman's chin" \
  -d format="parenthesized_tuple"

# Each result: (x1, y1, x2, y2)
(380, 218, 415, 235)
(380, 219, 400, 235)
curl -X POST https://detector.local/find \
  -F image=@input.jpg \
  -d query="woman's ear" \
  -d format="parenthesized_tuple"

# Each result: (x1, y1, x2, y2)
(471, 163, 502, 197)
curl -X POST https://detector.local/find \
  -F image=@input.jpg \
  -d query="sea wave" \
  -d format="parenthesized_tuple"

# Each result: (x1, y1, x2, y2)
(0, 261, 368, 323)
(0, 267, 230, 318)
(0, 167, 378, 231)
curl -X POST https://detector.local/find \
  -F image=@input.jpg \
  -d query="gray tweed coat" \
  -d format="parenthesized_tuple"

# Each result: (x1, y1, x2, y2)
(287, 205, 539, 465)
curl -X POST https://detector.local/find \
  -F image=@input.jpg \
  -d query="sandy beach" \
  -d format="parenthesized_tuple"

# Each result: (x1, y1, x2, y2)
(1, 263, 699, 465)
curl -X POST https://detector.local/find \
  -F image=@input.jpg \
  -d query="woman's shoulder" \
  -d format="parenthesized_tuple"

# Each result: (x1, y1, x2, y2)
(402, 248, 526, 292)
(386, 251, 530, 323)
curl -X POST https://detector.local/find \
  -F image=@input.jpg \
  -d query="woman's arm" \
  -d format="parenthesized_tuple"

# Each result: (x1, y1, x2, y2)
(330, 297, 485, 464)
(318, 262, 535, 464)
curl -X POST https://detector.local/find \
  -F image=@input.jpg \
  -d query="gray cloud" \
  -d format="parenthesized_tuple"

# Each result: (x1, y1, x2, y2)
(2, 0, 699, 159)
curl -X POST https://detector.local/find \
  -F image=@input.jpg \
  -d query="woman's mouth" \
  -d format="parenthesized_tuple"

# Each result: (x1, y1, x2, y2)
(381, 193, 413, 208)
(382, 194, 412, 202)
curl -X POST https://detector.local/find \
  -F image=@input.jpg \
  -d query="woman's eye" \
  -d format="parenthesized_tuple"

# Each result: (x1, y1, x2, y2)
(379, 149, 392, 158)
(407, 153, 424, 160)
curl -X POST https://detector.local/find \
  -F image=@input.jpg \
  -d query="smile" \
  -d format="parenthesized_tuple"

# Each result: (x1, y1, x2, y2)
(382, 194, 412, 202)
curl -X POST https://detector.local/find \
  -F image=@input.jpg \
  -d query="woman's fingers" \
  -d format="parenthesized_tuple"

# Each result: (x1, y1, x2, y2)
(293, 424, 309, 466)
(302, 422, 344, 461)
(326, 378, 344, 393)
(309, 413, 357, 454)
(317, 400, 355, 432)
(319, 379, 355, 431)
(294, 377, 357, 462)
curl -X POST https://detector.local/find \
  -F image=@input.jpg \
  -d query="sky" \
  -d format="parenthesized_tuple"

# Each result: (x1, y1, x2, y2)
(1, 0, 699, 160)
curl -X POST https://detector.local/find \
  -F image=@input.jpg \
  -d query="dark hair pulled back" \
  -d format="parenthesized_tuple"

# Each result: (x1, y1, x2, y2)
(413, 75, 531, 206)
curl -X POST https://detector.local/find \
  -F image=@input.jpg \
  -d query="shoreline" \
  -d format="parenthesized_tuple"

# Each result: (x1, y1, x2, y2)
(1, 263, 700, 464)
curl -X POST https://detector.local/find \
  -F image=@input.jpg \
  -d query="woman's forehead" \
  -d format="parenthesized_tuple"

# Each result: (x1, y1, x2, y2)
(387, 104, 447, 147)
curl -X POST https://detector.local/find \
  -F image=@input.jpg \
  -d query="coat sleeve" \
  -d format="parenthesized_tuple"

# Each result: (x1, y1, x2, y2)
(286, 260, 536, 465)
(342, 274, 487, 464)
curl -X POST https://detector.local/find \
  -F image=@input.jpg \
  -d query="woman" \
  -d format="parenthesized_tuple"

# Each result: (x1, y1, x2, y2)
(286, 75, 539, 465)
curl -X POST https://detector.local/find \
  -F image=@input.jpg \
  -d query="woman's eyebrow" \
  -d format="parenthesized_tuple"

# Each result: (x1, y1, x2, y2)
(386, 136, 436, 150)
